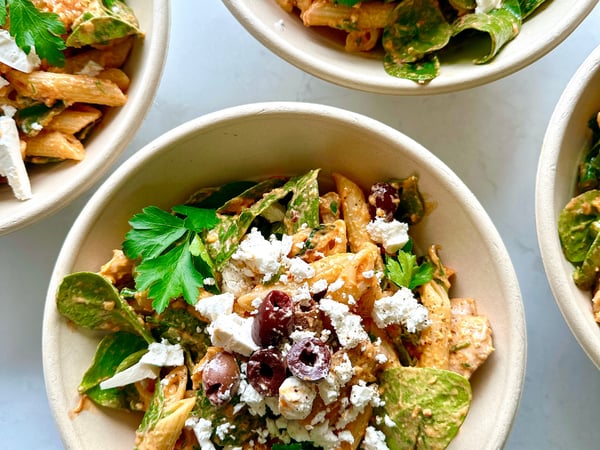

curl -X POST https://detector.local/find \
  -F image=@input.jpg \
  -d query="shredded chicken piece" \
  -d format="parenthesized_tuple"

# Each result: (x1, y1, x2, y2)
(448, 297, 494, 379)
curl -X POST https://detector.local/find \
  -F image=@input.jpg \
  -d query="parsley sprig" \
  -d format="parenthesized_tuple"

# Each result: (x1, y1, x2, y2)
(0, 0, 67, 67)
(385, 241, 433, 290)
(122, 205, 219, 314)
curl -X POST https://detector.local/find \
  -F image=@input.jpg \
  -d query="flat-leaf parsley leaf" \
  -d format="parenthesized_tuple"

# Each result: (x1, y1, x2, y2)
(123, 205, 219, 314)
(386, 245, 433, 290)
(1, 0, 67, 67)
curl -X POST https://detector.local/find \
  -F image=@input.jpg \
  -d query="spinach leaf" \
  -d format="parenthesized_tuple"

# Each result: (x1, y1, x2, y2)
(558, 190, 600, 263)
(56, 271, 154, 343)
(452, 0, 522, 64)
(376, 366, 472, 450)
(79, 332, 148, 410)
(382, 0, 453, 65)
(66, 0, 142, 48)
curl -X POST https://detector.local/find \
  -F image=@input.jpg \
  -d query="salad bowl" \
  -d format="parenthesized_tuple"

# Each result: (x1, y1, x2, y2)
(0, 0, 170, 235)
(536, 44, 600, 369)
(221, 0, 597, 95)
(43, 102, 526, 449)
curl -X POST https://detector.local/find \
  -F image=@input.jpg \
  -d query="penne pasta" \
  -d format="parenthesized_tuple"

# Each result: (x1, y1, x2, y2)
(5, 70, 127, 107)
(301, 0, 395, 30)
(23, 131, 85, 161)
(332, 172, 373, 253)
(46, 106, 103, 135)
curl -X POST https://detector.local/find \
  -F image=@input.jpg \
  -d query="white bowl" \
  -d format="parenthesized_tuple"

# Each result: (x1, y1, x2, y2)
(221, 0, 597, 95)
(43, 102, 526, 449)
(0, 0, 170, 235)
(536, 44, 600, 368)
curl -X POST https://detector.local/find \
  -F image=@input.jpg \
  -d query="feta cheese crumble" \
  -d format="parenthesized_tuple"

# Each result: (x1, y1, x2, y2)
(207, 313, 259, 356)
(366, 217, 409, 254)
(194, 292, 234, 322)
(0, 30, 41, 73)
(0, 116, 32, 200)
(99, 340, 184, 389)
(372, 287, 430, 333)
(319, 298, 369, 348)
(361, 426, 390, 450)
(278, 376, 317, 420)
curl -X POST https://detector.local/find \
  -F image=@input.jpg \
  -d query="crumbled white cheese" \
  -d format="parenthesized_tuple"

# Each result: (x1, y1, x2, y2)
(231, 228, 292, 282)
(194, 292, 234, 322)
(0, 30, 41, 73)
(319, 298, 369, 348)
(366, 217, 409, 254)
(476, 0, 503, 13)
(361, 426, 390, 450)
(76, 60, 104, 77)
(318, 351, 353, 405)
(375, 353, 388, 364)
(98, 361, 159, 390)
(310, 278, 329, 294)
(288, 256, 315, 281)
(371, 287, 430, 333)
(383, 414, 396, 428)
(208, 313, 259, 356)
(186, 417, 216, 450)
(215, 422, 236, 441)
(99, 340, 183, 389)
(278, 376, 316, 420)
(0, 116, 32, 200)
(238, 378, 267, 417)
(0, 104, 16, 118)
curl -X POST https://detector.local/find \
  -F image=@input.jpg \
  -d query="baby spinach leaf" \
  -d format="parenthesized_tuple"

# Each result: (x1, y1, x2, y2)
(558, 190, 600, 263)
(79, 332, 148, 410)
(382, 0, 453, 64)
(66, 0, 142, 48)
(284, 168, 321, 234)
(208, 170, 321, 269)
(519, 0, 546, 18)
(376, 366, 472, 450)
(573, 231, 600, 290)
(186, 180, 258, 209)
(384, 52, 440, 83)
(452, 0, 522, 64)
(56, 272, 154, 343)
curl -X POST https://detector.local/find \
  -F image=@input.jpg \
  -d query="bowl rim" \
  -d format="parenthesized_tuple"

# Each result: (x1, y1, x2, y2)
(0, 0, 171, 236)
(221, 0, 598, 95)
(536, 44, 600, 369)
(43, 101, 526, 449)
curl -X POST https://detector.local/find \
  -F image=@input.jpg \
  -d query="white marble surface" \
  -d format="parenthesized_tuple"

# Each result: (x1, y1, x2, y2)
(1, 1, 599, 449)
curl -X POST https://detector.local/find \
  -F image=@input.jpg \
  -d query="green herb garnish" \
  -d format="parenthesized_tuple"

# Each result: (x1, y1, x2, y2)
(122, 205, 219, 314)
(0, 0, 66, 66)
(386, 243, 433, 290)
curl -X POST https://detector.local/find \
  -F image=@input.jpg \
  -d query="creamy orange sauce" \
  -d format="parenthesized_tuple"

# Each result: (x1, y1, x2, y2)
(31, 0, 92, 30)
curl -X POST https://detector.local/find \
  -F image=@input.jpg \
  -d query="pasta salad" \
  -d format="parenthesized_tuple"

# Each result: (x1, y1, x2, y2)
(0, 0, 143, 201)
(558, 111, 600, 323)
(56, 170, 494, 449)
(274, 0, 547, 83)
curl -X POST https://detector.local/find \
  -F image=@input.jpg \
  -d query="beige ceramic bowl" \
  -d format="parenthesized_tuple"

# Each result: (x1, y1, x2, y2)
(536, 44, 600, 368)
(222, 0, 597, 95)
(0, 0, 170, 235)
(43, 102, 526, 449)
